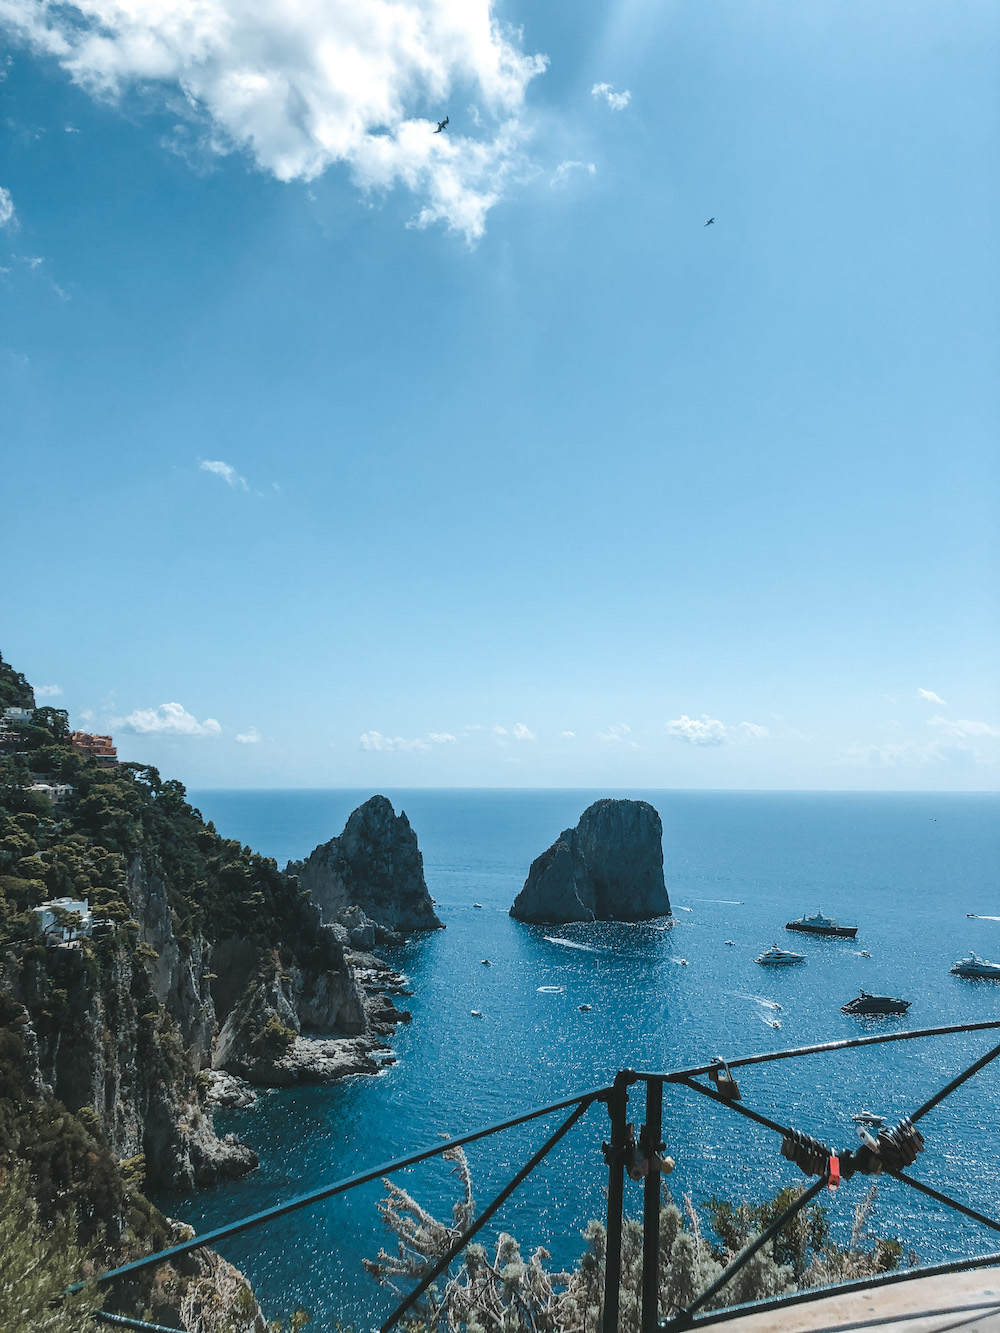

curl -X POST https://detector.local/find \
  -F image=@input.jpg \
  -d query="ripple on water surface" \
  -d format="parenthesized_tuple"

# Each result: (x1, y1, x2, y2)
(162, 789, 1000, 1328)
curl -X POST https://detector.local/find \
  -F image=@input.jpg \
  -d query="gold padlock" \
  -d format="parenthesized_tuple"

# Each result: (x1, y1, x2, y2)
(709, 1057, 741, 1101)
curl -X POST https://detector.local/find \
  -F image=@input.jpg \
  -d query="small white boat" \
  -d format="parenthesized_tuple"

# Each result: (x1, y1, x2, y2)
(578, 1003, 592, 1012)
(950, 952, 1000, 980)
(473, 903, 484, 909)
(724, 940, 736, 946)
(852, 1110, 886, 1126)
(480, 959, 492, 966)
(755, 944, 805, 966)
(470, 1010, 483, 1017)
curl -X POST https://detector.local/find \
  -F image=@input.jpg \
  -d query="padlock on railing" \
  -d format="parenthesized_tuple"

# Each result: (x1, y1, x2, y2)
(709, 1057, 741, 1101)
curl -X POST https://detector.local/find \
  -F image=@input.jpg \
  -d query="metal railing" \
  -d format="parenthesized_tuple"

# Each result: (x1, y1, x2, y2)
(85, 1018, 1000, 1333)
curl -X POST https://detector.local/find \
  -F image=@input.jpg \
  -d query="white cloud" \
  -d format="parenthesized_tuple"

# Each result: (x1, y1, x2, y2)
(591, 81, 631, 111)
(35, 684, 62, 697)
(551, 159, 595, 185)
(928, 715, 1000, 741)
(360, 728, 455, 751)
(917, 688, 947, 705)
(200, 458, 248, 490)
(2, 0, 547, 242)
(598, 723, 639, 749)
(667, 714, 727, 746)
(235, 725, 260, 743)
(360, 731, 426, 752)
(667, 715, 769, 746)
(560, 730, 575, 738)
(512, 722, 535, 740)
(117, 702, 222, 735)
(841, 714, 1000, 768)
(0, 186, 15, 227)
(739, 721, 770, 740)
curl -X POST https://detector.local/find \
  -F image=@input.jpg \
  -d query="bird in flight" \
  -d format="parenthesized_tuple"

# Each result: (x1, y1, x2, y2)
(434, 117, 449, 133)
(704, 217, 715, 226)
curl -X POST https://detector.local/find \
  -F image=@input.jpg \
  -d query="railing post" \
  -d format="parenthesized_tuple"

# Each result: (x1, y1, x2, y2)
(603, 1070, 632, 1333)
(641, 1078, 663, 1333)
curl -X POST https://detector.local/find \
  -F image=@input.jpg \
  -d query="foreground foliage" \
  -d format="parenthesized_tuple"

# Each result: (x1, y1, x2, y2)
(0, 1165, 102, 1333)
(365, 1149, 904, 1331)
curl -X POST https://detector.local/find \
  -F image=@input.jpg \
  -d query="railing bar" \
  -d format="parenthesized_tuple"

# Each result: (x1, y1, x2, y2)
(636, 1019, 1000, 1082)
(910, 1039, 1000, 1123)
(890, 1171, 1000, 1235)
(669, 1250, 1000, 1329)
(669, 1174, 829, 1325)
(85, 1083, 614, 1290)
(380, 1096, 596, 1331)
(96, 1314, 186, 1332)
(678, 1076, 791, 1139)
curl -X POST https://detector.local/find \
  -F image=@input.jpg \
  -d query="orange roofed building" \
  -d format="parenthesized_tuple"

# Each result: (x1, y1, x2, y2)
(69, 732, 118, 767)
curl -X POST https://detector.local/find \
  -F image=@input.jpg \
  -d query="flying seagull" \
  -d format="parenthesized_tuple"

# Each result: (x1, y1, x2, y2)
(704, 217, 714, 226)
(434, 117, 449, 133)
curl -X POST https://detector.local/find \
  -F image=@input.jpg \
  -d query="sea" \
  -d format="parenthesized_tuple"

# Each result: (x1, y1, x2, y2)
(154, 789, 1000, 1329)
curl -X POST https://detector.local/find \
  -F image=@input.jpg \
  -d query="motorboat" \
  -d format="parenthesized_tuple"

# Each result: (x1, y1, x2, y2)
(755, 944, 805, 966)
(950, 952, 1000, 980)
(785, 911, 858, 940)
(851, 1110, 886, 1126)
(841, 990, 910, 1015)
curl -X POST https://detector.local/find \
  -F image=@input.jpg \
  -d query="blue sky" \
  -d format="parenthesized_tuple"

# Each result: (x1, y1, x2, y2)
(1, 0, 997, 789)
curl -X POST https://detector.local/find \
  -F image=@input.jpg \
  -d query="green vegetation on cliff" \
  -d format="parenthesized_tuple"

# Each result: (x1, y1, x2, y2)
(0, 649, 323, 1330)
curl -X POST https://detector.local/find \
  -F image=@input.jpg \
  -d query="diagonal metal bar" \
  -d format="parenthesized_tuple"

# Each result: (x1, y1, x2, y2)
(97, 1314, 187, 1331)
(910, 1039, 1000, 1123)
(889, 1171, 1000, 1235)
(79, 1082, 612, 1292)
(665, 1174, 829, 1327)
(379, 1095, 596, 1332)
(677, 1076, 791, 1139)
(631, 1019, 1000, 1084)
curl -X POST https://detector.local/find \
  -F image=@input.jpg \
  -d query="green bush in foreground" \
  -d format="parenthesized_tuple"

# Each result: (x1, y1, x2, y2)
(0, 1164, 102, 1333)
(365, 1149, 904, 1332)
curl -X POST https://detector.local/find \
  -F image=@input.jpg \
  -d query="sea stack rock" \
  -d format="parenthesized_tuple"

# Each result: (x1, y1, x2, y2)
(288, 795, 443, 937)
(510, 798, 671, 924)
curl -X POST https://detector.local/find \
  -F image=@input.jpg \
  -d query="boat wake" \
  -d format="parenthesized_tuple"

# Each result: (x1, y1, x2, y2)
(543, 936, 598, 952)
(537, 985, 565, 994)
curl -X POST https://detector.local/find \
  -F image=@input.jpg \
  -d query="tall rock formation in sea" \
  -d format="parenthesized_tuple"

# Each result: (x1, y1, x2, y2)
(288, 795, 443, 941)
(510, 798, 671, 924)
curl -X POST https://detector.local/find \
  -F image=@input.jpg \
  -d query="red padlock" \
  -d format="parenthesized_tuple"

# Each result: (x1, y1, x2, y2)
(827, 1154, 840, 1194)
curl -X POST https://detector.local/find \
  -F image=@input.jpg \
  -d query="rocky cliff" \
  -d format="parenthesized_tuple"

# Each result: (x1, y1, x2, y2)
(288, 795, 443, 939)
(510, 799, 672, 924)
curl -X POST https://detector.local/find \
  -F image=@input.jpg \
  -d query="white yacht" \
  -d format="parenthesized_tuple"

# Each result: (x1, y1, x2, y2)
(755, 944, 805, 966)
(950, 952, 1000, 980)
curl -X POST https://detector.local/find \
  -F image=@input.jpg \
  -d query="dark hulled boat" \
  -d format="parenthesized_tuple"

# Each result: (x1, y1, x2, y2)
(785, 910, 858, 940)
(841, 990, 910, 1015)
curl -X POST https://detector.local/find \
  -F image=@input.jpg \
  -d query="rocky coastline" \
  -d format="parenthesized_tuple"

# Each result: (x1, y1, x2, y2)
(0, 643, 441, 1333)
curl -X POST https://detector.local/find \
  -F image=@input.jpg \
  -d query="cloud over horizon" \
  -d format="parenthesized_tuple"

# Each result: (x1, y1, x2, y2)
(667, 714, 770, 746)
(0, 186, 15, 227)
(117, 702, 222, 735)
(359, 729, 456, 752)
(917, 688, 947, 704)
(1, 0, 547, 240)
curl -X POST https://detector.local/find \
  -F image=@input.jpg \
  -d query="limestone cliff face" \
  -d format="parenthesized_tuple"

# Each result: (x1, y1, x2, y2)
(10, 857, 258, 1189)
(510, 799, 671, 924)
(288, 795, 443, 937)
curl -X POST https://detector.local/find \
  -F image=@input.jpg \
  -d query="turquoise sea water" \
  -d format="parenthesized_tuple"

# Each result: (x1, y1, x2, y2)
(157, 789, 1000, 1329)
